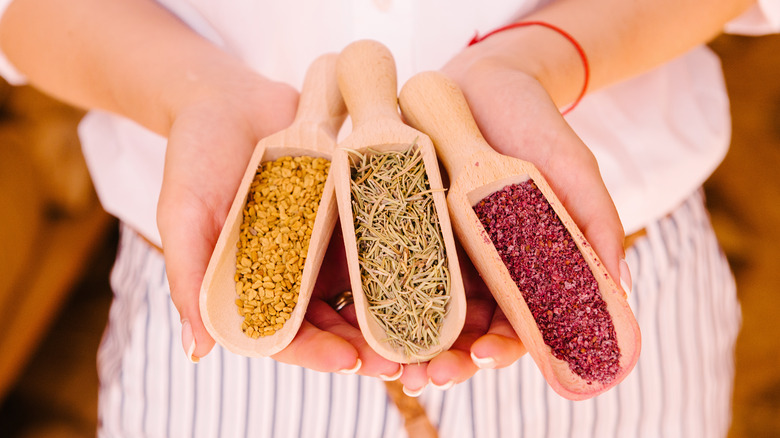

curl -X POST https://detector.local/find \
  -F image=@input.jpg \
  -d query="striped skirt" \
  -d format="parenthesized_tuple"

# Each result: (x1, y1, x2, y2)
(97, 190, 740, 437)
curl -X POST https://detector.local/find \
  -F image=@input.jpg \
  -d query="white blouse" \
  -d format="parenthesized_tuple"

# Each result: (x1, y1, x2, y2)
(1, 0, 778, 247)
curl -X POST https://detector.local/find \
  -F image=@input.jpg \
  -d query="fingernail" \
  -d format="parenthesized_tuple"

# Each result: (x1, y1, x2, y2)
(181, 320, 199, 364)
(619, 258, 633, 296)
(337, 358, 362, 375)
(379, 365, 404, 381)
(429, 378, 454, 390)
(402, 384, 425, 397)
(470, 351, 496, 369)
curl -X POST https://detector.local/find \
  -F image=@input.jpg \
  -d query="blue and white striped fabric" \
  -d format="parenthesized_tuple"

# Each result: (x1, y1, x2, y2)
(97, 190, 740, 438)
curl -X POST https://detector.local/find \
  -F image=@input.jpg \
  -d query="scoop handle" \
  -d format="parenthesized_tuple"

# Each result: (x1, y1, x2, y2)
(399, 71, 494, 179)
(293, 53, 347, 139)
(337, 40, 401, 129)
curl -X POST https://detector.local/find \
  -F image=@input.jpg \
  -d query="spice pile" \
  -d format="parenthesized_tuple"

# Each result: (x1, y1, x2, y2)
(473, 180, 621, 384)
(349, 146, 450, 359)
(235, 156, 329, 338)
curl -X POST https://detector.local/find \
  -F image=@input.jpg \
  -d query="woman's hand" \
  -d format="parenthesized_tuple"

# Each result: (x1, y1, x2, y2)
(158, 72, 404, 379)
(445, 53, 625, 266)
(157, 74, 299, 362)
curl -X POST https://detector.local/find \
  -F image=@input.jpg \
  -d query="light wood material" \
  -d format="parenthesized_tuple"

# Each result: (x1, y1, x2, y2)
(398, 71, 641, 400)
(332, 40, 466, 363)
(199, 53, 347, 357)
(384, 381, 439, 438)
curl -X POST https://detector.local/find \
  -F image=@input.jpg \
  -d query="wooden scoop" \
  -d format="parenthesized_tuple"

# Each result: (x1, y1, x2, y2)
(332, 40, 466, 363)
(199, 53, 347, 357)
(398, 71, 640, 400)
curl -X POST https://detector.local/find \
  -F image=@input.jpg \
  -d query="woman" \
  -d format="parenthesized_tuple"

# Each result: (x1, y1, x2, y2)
(1, 0, 777, 436)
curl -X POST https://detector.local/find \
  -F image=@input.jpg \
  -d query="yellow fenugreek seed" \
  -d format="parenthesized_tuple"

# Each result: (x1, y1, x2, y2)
(234, 156, 329, 338)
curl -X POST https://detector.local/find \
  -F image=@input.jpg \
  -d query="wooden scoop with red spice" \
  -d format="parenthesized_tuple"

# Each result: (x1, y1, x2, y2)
(398, 71, 640, 400)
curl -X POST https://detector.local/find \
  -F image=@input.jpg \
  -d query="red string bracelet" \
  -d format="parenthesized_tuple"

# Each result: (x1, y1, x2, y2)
(468, 21, 590, 116)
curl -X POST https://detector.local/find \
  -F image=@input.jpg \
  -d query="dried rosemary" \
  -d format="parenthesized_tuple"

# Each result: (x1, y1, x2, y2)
(348, 145, 450, 359)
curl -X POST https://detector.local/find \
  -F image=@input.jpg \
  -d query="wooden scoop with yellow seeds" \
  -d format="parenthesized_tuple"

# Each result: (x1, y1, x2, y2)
(199, 53, 347, 357)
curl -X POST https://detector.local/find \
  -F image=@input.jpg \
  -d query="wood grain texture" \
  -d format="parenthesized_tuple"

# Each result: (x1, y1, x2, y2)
(333, 40, 466, 363)
(399, 71, 640, 400)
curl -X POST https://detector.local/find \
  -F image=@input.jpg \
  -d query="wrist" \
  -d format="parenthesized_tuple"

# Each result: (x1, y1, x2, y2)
(160, 54, 297, 141)
(455, 22, 588, 111)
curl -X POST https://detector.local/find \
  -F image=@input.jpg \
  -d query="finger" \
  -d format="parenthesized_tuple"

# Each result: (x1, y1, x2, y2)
(399, 362, 429, 397)
(305, 298, 403, 379)
(470, 308, 527, 369)
(157, 195, 218, 362)
(515, 114, 624, 280)
(538, 136, 626, 280)
(158, 114, 255, 362)
(426, 313, 524, 385)
(426, 291, 495, 385)
(309, 227, 404, 378)
(425, 329, 484, 386)
(426, 350, 476, 389)
(165, 259, 217, 362)
(271, 319, 360, 373)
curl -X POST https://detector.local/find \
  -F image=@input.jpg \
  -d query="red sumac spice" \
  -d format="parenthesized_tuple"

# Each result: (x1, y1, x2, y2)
(473, 180, 620, 384)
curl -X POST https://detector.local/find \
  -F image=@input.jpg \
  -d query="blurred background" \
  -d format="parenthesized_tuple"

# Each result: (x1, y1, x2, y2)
(0, 32, 777, 437)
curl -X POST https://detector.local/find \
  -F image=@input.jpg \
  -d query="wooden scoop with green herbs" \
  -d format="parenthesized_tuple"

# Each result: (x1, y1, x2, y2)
(398, 71, 640, 400)
(199, 53, 347, 357)
(332, 40, 466, 363)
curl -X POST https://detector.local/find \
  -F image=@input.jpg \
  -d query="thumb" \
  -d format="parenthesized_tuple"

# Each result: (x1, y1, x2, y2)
(158, 191, 219, 362)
